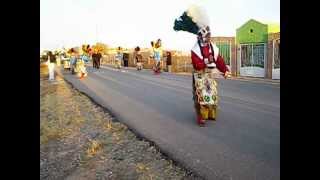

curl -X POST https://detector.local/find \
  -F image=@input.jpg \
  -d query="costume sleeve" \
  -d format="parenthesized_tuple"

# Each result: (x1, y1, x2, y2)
(215, 54, 229, 73)
(191, 51, 206, 70)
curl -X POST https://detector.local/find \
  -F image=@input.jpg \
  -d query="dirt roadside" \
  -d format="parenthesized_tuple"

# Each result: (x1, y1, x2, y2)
(40, 64, 202, 180)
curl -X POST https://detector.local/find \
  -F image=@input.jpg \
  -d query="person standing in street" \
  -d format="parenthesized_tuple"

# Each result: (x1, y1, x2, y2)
(92, 48, 102, 69)
(153, 39, 163, 74)
(134, 46, 143, 71)
(115, 47, 123, 70)
(174, 5, 231, 126)
(166, 51, 172, 72)
(47, 51, 56, 81)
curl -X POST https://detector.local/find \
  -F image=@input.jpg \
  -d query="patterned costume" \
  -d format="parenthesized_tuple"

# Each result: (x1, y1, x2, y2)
(67, 48, 77, 74)
(174, 5, 231, 126)
(115, 47, 123, 69)
(151, 40, 163, 74)
(134, 46, 143, 71)
(81, 44, 91, 63)
(75, 58, 88, 79)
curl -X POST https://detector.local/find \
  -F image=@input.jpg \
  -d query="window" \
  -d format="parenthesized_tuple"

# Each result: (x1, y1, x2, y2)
(217, 42, 231, 65)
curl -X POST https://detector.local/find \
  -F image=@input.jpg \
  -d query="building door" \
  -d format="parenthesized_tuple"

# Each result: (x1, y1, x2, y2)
(216, 42, 231, 71)
(239, 43, 266, 77)
(272, 39, 280, 79)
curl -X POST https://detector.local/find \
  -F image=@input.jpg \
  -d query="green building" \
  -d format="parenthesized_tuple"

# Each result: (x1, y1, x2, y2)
(236, 19, 268, 77)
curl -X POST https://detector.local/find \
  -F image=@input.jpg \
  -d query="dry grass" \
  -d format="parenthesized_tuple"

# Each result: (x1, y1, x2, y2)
(40, 66, 85, 144)
(86, 139, 102, 157)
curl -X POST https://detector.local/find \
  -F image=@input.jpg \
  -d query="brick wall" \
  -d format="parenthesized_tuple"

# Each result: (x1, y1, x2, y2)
(171, 54, 192, 73)
(101, 50, 193, 73)
(266, 32, 280, 79)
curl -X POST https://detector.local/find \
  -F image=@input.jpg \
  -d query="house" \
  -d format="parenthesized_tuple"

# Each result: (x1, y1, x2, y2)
(235, 19, 280, 79)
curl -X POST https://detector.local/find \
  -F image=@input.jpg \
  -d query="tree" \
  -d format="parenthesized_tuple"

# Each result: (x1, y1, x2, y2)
(95, 42, 109, 55)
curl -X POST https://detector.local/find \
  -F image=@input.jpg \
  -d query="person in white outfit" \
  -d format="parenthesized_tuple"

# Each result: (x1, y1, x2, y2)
(115, 47, 123, 69)
(47, 51, 56, 81)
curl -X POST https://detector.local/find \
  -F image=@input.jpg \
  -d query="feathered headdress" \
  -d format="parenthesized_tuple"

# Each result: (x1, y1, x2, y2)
(82, 44, 90, 54)
(67, 48, 74, 55)
(174, 5, 210, 37)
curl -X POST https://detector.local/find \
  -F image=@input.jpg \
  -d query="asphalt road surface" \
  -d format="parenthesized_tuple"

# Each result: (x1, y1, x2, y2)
(57, 65, 280, 180)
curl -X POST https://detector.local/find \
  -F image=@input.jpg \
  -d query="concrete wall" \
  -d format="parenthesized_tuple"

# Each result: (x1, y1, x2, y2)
(171, 54, 192, 73)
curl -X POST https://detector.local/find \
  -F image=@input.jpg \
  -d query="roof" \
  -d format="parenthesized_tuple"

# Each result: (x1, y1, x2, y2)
(236, 19, 267, 31)
(237, 19, 280, 33)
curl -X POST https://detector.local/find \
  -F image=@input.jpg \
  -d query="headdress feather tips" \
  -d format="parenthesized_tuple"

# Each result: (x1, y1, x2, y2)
(173, 5, 210, 36)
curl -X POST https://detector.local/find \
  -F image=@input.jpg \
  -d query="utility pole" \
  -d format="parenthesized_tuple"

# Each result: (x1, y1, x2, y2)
(96, 24, 98, 43)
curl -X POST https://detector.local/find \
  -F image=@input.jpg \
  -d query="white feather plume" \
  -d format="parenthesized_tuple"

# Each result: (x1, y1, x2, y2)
(186, 4, 210, 29)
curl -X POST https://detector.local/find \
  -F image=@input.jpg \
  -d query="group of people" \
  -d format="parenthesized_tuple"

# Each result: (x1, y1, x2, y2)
(64, 45, 103, 79)
(113, 38, 164, 74)
(114, 46, 144, 71)
(45, 44, 103, 81)
(67, 48, 88, 79)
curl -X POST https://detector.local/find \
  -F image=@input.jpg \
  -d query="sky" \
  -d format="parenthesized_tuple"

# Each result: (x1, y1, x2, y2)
(40, 0, 279, 52)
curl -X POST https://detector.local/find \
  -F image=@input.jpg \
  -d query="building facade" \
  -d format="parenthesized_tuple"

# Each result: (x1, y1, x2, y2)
(212, 19, 280, 79)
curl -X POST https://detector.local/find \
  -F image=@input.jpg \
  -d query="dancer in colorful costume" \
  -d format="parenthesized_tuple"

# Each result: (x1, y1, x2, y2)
(174, 5, 231, 126)
(151, 39, 163, 74)
(134, 46, 143, 71)
(115, 47, 123, 69)
(92, 45, 102, 69)
(81, 44, 91, 63)
(67, 48, 77, 74)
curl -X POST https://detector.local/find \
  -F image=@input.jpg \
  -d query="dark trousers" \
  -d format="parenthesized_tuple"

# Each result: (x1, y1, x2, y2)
(192, 73, 201, 116)
(123, 60, 128, 67)
(93, 59, 96, 68)
(97, 59, 100, 69)
(93, 59, 100, 69)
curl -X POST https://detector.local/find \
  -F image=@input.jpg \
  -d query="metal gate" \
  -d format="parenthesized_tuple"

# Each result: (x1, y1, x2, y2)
(272, 39, 280, 79)
(239, 43, 266, 77)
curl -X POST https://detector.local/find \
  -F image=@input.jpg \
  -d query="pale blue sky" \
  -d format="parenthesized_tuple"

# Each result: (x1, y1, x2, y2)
(40, 0, 279, 52)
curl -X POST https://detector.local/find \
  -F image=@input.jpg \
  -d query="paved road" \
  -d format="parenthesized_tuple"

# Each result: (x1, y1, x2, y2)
(57, 65, 280, 180)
